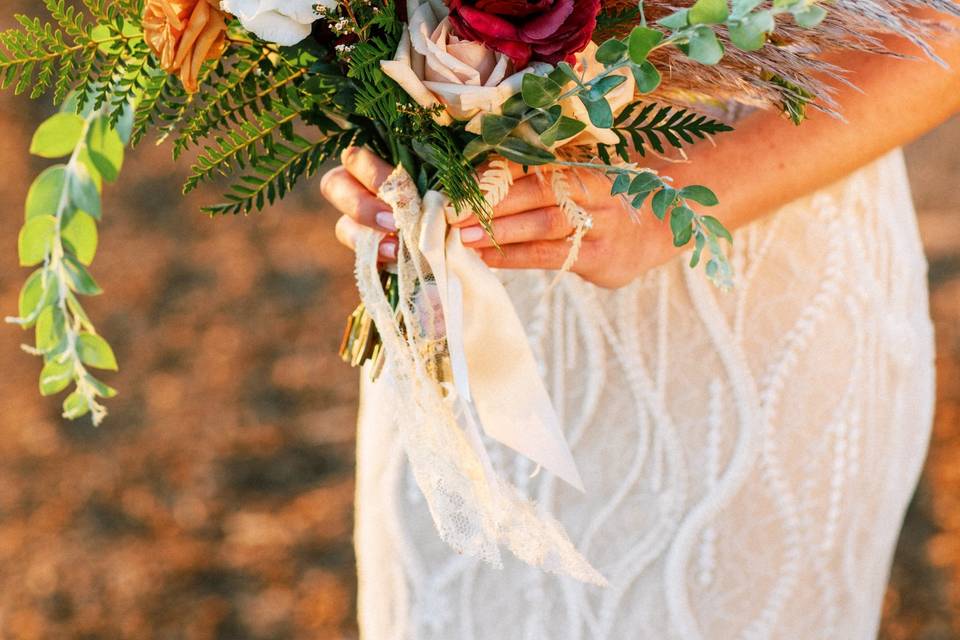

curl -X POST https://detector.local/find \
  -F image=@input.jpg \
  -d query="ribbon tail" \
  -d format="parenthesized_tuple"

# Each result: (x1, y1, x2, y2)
(419, 201, 585, 492)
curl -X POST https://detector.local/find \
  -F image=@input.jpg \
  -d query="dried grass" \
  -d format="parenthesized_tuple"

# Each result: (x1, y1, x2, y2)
(598, 0, 960, 115)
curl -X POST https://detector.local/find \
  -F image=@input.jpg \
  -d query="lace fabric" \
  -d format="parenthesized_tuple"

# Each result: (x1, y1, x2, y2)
(354, 149, 935, 639)
(353, 169, 604, 585)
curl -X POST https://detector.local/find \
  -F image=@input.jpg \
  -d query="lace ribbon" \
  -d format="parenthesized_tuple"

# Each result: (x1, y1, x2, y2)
(353, 167, 605, 585)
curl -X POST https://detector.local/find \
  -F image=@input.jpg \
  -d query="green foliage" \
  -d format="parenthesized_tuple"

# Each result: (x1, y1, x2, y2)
(607, 166, 734, 288)
(5, 102, 126, 424)
(172, 47, 307, 158)
(201, 129, 360, 215)
(596, 101, 733, 162)
(348, 36, 403, 125)
(413, 125, 491, 228)
(0, 0, 154, 122)
(768, 73, 816, 125)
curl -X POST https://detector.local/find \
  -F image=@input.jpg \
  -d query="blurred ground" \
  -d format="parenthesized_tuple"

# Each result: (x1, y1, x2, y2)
(0, 14, 959, 640)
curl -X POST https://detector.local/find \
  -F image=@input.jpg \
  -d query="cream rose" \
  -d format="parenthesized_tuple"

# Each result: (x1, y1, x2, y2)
(381, 0, 547, 127)
(220, 0, 333, 46)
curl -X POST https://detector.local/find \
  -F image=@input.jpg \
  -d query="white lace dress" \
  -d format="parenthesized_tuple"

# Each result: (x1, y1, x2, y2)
(353, 149, 935, 640)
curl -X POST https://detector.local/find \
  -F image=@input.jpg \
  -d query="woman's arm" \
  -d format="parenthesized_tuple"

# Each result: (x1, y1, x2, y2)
(666, 12, 960, 239)
(323, 12, 960, 288)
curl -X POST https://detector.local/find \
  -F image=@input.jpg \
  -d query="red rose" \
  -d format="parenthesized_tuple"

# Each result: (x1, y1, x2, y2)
(447, 0, 600, 68)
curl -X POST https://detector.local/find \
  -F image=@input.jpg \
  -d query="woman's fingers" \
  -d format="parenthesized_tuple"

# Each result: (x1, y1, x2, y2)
(341, 146, 395, 194)
(449, 173, 557, 226)
(320, 166, 396, 232)
(459, 206, 572, 247)
(335, 215, 397, 262)
(475, 240, 577, 271)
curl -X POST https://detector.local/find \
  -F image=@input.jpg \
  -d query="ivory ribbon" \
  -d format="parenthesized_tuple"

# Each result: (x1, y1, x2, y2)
(417, 191, 585, 492)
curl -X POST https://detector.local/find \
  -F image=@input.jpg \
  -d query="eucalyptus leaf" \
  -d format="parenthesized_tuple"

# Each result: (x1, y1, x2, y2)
(579, 96, 614, 128)
(495, 137, 555, 166)
(76, 147, 103, 191)
(481, 114, 520, 146)
(628, 26, 664, 64)
(687, 26, 724, 64)
(86, 116, 124, 182)
(40, 359, 73, 396)
(69, 161, 102, 219)
(67, 292, 96, 333)
(793, 4, 827, 27)
(554, 116, 587, 141)
(587, 75, 627, 101)
(528, 105, 561, 134)
(679, 184, 719, 206)
(30, 113, 85, 159)
(63, 211, 98, 265)
(729, 12, 774, 51)
(596, 38, 628, 65)
(731, 0, 765, 18)
(62, 390, 90, 419)
(540, 116, 586, 147)
(464, 137, 493, 161)
(553, 62, 580, 84)
(670, 206, 695, 246)
(35, 305, 65, 353)
(632, 61, 662, 93)
(64, 255, 102, 295)
(690, 232, 707, 267)
(689, 0, 730, 24)
(500, 93, 528, 118)
(25, 166, 67, 220)
(631, 191, 651, 209)
(611, 174, 631, 195)
(521, 73, 562, 109)
(658, 9, 690, 29)
(652, 187, 677, 219)
(18, 268, 57, 321)
(77, 332, 118, 371)
(115, 100, 135, 145)
(702, 215, 734, 242)
(86, 374, 118, 398)
(18, 215, 57, 267)
(629, 172, 662, 195)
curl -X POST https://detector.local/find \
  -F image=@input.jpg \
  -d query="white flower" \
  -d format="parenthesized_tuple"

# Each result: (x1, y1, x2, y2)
(381, 0, 546, 127)
(220, 0, 334, 46)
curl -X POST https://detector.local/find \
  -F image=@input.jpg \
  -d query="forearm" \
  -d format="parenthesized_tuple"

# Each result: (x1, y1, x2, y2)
(665, 15, 960, 238)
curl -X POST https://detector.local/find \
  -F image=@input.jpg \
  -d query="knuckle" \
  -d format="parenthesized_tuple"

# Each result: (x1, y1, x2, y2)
(545, 208, 570, 236)
(533, 243, 553, 263)
(340, 145, 361, 166)
(319, 166, 345, 198)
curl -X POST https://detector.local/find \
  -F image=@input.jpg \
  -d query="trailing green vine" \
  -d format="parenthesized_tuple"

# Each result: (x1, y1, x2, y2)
(5, 96, 129, 423)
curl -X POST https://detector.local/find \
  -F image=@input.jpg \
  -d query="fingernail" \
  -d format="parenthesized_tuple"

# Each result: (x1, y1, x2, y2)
(460, 226, 485, 244)
(379, 241, 397, 260)
(375, 212, 397, 231)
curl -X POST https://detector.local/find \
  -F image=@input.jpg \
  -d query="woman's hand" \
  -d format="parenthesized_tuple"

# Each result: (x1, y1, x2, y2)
(449, 161, 677, 289)
(321, 146, 401, 263)
(322, 146, 679, 289)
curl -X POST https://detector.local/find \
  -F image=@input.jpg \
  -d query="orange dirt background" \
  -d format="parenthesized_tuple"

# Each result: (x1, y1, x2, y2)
(1, 8, 959, 640)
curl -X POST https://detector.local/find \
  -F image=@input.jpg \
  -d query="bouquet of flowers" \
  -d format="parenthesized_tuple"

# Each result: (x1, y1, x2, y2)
(1, 0, 954, 580)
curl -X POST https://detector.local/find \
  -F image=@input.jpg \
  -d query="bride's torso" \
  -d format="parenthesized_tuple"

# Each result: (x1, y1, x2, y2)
(354, 149, 935, 639)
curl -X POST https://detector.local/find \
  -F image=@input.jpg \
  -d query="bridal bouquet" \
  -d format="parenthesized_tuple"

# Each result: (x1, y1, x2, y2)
(2, 0, 952, 581)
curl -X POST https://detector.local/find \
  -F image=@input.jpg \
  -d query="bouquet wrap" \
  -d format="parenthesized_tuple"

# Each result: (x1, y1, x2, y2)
(354, 166, 605, 584)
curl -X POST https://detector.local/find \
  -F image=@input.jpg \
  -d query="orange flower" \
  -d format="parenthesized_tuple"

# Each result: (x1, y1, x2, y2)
(143, 0, 228, 92)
